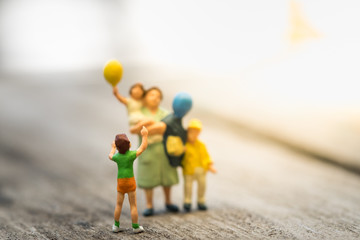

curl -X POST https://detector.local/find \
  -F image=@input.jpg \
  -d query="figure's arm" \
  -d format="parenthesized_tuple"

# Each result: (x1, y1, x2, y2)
(108, 141, 116, 160)
(136, 119, 155, 129)
(130, 121, 144, 134)
(147, 122, 167, 135)
(112, 86, 128, 105)
(136, 126, 148, 157)
(202, 143, 217, 173)
(142, 119, 155, 127)
(130, 121, 166, 135)
(208, 163, 217, 173)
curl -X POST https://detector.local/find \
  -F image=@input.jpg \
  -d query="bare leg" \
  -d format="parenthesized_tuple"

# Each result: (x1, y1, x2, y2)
(163, 186, 171, 205)
(144, 188, 153, 208)
(163, 186, 179, 212)
(114, 192, 125, 222)
(129, 191, 144, 232)
(128, 191, 138, 224)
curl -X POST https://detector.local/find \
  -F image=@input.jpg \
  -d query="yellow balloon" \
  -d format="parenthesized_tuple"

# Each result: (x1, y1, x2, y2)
(103, 60, 123, 86)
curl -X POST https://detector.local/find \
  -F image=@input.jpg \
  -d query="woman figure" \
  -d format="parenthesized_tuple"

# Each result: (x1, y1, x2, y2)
(130, 87, 179, 216)
(108, 126, 148, 233)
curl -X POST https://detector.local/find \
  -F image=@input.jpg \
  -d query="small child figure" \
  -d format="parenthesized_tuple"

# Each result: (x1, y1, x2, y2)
(113, 83, 145, 127)
(182, 119, 217, 212)
(108, 126, 148, 233)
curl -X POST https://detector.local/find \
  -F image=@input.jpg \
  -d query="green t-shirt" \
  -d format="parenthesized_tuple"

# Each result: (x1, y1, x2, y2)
(112, 150, 137, 179)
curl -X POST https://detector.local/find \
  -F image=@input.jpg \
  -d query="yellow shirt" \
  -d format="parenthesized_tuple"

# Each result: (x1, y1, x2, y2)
(182, 139, 212, 175)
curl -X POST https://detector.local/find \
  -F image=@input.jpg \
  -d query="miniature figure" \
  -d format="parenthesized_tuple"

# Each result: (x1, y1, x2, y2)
(113, 84, 146, 127)
(130, 87, 179, 216)
(162, 92, 192, 167)
(108, 126, 148, 233)
(182, 119, 217, 212)
(144, 92, 193, 167)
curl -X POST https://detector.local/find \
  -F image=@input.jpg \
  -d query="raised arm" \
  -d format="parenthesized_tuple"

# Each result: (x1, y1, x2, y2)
(136, 126, 148, 157)
(108, 141, 116, 160)
(112, 86, 128, 105)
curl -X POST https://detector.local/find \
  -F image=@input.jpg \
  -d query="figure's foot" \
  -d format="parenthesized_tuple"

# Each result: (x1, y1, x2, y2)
(198, 203, 208, 211)
(183, 203, 191, 212)
(133, 225, 145, 234)
(166, 204, 179, 212)
(112, 224, 123, 233)
(143, 208, 154, 217)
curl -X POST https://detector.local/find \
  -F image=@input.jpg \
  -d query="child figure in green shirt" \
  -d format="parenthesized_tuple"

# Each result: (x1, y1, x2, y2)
(108, 126, 148, 233)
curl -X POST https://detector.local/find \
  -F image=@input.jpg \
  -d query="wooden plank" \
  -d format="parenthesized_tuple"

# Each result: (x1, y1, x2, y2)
(0, 77, 359, 239)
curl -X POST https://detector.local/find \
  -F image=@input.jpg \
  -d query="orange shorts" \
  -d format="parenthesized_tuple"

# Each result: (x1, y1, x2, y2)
(117, 177, 136, 194)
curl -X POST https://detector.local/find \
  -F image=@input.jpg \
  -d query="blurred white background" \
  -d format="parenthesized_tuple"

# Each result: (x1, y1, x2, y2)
(1, 0, 360, 169)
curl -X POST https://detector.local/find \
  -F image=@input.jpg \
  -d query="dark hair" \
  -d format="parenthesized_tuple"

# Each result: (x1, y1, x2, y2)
(115, 134, 130, 154)
(144, 86, 163, 100)
(129, 83, 145, 97)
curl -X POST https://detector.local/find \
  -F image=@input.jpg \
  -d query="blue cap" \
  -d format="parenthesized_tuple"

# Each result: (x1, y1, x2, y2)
(172, 92, 192, 118)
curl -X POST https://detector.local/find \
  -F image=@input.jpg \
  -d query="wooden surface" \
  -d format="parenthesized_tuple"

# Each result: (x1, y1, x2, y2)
(0, 75, 360, 239)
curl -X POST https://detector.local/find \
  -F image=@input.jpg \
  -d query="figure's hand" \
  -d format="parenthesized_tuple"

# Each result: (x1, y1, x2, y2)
(140, 126, 148, 136)
(209, 165, 217, 174)
(112, 86, 118, 95)
(111, 141, 115, 148)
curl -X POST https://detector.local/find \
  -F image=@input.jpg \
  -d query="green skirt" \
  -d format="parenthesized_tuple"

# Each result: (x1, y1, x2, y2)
(137, 142, 179, 188)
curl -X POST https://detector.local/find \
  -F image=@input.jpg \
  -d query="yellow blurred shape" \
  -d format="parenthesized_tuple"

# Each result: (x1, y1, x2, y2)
(188, 119, 203, 130)
(289, 0, 321, 44)
(103, 60, 123, 86)
(166, 136, 185, 156)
